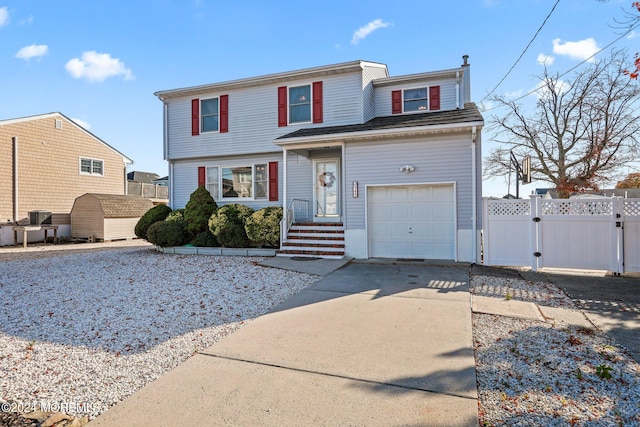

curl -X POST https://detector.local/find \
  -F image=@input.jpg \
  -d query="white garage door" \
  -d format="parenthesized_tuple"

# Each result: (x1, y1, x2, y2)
(368, 184, 455, 259)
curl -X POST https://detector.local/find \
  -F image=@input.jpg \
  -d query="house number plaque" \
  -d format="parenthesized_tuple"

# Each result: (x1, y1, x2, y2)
(352, 181, 359, 198)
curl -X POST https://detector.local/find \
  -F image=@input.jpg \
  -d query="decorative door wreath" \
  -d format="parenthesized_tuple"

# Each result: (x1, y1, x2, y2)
(318, 171, 336, 188)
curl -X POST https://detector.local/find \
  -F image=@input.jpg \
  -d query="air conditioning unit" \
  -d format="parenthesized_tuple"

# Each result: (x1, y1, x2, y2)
(29, 211, 52, 225)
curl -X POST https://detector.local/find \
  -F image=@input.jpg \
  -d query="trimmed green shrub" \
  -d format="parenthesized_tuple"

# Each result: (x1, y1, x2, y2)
(183, 186, 217, 241)
(135, 204, 172, 240)
(191, 231, 218, 247)
(146, 220, 187, 247)
(245, 207, 283, 248)
(209, 204, 254, 248)
(165, 208, 185, 225)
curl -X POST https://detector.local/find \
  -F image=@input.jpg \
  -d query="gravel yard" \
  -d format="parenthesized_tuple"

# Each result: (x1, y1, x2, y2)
(471, 273, 640, 426)
(0, 244, 639, 426)
(0, 244, 318, 421)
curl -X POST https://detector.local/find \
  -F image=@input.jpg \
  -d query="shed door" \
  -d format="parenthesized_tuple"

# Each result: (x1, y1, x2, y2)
(368, 184, 455, 259)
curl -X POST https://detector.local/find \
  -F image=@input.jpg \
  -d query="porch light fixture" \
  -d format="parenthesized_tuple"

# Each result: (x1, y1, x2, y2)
(400, 165, 415, 173)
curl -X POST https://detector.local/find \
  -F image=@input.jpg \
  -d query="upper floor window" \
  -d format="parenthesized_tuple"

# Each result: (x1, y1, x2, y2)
(404, 88, 428, 112)
(201, 98, 219, 132)
(289, 85, 311, 124)
(80, 157, 104, 176)
(392, 85, 440, 114)
(278, 81, 323, 127)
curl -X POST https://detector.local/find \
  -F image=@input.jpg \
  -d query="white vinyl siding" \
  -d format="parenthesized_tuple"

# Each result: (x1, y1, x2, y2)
(344, 134, 473, 230)
(166, 72, 366, 161)
(362, 64, 389, 122)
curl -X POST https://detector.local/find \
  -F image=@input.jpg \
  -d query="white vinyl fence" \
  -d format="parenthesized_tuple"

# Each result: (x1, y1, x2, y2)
(482, 196, 640, 274)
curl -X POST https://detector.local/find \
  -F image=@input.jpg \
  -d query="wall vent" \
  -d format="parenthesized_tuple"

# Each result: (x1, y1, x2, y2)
(55, 119, 63, 129)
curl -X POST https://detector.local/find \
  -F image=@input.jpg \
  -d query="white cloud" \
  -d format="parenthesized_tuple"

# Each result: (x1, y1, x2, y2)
(552, 38, 600, 62)
(71, 118, 91, 130)
(504, 89, 523, 98)
(20, 15, 33, 25)
(65, 51, 135, 83)
(534, 78, 570, 100)
(628, 30, 638, 40)
(537, 53, 555, 67)
(0, 7, 9, 26)
(15, 44, 48, 61)
(351, 19, 390, 45)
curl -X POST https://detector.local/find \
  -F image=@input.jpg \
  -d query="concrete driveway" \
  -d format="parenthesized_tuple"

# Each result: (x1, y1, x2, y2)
(90, 262, 478, 426)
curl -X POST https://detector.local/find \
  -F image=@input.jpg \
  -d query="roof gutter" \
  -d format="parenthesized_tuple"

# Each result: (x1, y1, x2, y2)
(274, 120, 485, 146)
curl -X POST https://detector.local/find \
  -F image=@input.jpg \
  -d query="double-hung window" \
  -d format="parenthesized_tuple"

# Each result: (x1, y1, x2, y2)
(403, 88, 428, 112)
(207, 164, 268, 200)
(289, 85, 311, 124)
(80, 157, 104, 176)
(201, 98, 219, 132)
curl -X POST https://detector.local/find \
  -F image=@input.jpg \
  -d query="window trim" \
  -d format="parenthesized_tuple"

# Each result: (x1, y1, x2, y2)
(200, 97, 220, 133)
(79, 157, 104, 176)
(402, 87, 429, 112)
(288, 83, 312, 125)
(206, 163, 269, 201)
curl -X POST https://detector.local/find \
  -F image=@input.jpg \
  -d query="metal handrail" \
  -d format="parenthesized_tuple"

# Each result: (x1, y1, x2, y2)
(281, 199, 311, 244)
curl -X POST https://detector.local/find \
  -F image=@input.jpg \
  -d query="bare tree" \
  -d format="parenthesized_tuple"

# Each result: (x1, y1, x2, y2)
(485, 50, 640, 198)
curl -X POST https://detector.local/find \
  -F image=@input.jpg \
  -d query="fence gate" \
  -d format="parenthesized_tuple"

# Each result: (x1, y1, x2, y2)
(483, 196, 640, 275)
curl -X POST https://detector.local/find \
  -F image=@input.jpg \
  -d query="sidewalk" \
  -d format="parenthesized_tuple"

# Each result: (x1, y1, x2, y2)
(89, 261, 479, 426)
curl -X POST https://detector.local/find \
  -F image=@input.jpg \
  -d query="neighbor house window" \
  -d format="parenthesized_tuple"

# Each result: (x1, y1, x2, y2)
(205, 164, 269, 199)
(289, 85, 311, 124)
(80, 158, 104, 176)
(201, 98, 219, 132)
(403, 88, 428, 112)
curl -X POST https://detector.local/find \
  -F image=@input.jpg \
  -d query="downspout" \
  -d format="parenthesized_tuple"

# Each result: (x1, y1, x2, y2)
(456, 71, 460, 109)
(12, 136, 18, 222)
(471, 126, 477, 264)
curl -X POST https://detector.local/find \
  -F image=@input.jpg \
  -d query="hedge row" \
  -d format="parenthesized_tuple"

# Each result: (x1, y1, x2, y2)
(135, 186, 282, 248)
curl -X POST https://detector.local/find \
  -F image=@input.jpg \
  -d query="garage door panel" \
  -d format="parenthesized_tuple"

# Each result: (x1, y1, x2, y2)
(368, 185, 454, 259)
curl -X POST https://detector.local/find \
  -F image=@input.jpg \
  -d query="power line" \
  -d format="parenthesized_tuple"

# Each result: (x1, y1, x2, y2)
(480, 0, 561, 103)
(481, 19, 640, 112)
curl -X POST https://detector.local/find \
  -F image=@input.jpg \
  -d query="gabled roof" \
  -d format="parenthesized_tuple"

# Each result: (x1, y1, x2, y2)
(76, 193, 154, 218)
(275, 103, 484, 144)
(154, 60, 388, 100)
(0, 112, 133, 165)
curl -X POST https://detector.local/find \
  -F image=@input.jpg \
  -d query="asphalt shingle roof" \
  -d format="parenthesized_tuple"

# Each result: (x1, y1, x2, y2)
(85, 194, 154, 218)
(277, 102, 483, 140)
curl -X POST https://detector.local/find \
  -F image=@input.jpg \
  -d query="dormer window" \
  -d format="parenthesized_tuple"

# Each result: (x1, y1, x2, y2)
(392, 86, 440, 114)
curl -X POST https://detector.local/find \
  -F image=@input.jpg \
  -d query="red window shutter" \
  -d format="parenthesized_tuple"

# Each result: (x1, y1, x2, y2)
(268, 162, 278, 201)
(277, 86, 287, 127)
(198, 166, 206, 187)
(312, 81, 323, 123)
(429, 86, 440, 111)
(391, 90, 402, 114)
(191, 99, 200, 135)
(220, 94, 229, 133)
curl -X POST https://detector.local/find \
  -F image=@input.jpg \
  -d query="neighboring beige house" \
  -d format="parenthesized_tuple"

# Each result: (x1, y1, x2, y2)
(0, 112, 133, 245)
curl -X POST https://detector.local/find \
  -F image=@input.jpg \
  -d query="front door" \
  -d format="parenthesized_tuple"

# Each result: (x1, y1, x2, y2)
(313, 159, 340, 220)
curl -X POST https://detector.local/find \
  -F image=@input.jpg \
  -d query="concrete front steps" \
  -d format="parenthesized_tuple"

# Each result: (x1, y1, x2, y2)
(278, 222, 345, 259)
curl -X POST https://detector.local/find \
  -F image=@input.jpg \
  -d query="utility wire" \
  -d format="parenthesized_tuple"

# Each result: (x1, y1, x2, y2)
(480, 0, 561, 103)
(482, 19, 640, 112)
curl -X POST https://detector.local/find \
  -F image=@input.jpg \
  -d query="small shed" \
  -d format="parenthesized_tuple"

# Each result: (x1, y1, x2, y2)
(71, 193, 154, 242)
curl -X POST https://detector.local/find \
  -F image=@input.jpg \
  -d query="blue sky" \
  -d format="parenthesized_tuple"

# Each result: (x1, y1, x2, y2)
(1, 0, 638, 197)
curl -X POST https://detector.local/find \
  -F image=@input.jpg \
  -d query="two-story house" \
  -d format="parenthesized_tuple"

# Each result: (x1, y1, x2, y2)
(0, 112, 133, 245)
(154, 56, 483, 262)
